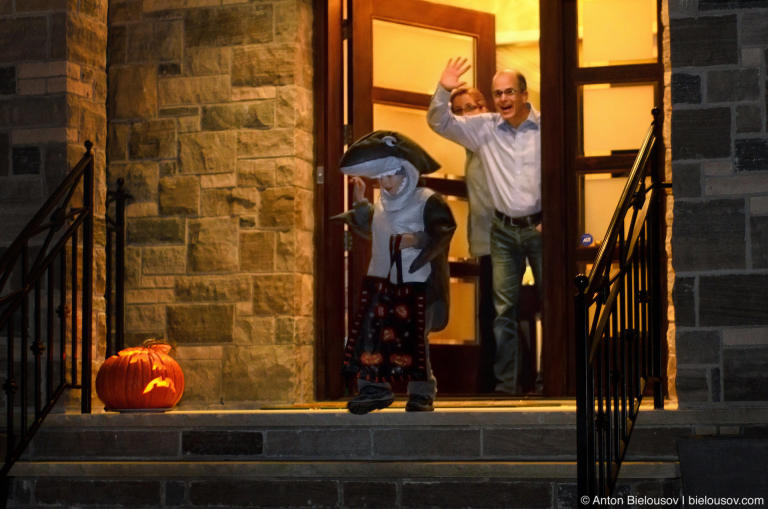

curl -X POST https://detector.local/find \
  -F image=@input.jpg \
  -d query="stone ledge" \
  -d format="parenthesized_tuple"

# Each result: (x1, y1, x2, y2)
(8, 460, 680, 480)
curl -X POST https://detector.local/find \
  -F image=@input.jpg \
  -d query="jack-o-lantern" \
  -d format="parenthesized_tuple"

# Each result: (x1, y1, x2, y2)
(96, 341, 184, 411)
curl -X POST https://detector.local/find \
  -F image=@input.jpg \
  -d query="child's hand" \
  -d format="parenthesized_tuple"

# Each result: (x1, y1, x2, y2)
(440, 57, 470, 92)
(351, 176, 366, 203)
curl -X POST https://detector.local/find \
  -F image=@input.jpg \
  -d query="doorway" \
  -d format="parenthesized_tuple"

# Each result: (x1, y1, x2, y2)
(314, 0, 665, 400)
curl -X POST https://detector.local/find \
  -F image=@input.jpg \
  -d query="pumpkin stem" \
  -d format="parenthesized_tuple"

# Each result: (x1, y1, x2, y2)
(142, 338, 176, 356)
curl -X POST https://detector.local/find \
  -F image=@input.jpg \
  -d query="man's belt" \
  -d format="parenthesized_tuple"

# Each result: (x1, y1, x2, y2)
(494, 210, 542, 228)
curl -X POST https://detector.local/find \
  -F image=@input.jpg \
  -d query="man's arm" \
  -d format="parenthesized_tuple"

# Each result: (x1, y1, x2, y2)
(426, 58, 484, 152)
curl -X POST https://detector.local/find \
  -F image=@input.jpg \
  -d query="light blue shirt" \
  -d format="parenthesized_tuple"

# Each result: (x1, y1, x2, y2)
(427, 84, 541, 218)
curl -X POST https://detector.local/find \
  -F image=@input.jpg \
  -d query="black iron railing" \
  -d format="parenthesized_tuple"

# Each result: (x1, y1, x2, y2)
(105, 179, 131, 358)
(575, 110, 667, 503)
(0, 142, 94, 478)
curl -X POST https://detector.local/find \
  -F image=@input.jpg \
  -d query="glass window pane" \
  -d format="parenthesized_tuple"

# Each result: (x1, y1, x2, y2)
(373, 20, 475, 95)
(579, 0, 657, 67)
(582, 83, 655, 157)
(373, 103, 467, 179)
(429, 277, 477, 345)
(581, 173, 628, 244)
(445, 196, 470, 261)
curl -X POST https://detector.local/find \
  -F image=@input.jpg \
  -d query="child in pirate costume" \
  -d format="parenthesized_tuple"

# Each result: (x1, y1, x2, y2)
(334, 131, 456, 414)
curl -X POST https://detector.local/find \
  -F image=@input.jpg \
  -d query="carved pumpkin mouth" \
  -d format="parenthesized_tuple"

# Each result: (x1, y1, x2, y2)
(143, 377, 176, 394)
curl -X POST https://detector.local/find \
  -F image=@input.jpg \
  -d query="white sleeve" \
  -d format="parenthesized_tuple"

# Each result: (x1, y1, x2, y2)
(426, 84, 484, 152)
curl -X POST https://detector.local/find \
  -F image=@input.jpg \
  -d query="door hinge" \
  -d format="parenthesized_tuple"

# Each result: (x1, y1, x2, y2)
(342, 19, 351, 40)
(343, 124, 353, 146)
(316, 165, 325, 185)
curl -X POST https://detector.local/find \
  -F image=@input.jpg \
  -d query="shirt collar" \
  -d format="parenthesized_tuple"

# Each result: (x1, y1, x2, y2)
(496, 103, 540, 131)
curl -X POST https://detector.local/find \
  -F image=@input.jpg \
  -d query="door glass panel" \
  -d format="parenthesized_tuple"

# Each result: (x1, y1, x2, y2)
(373, 20, 475, 94)
(578, 0, 657, 67)
(373, 103, 466, 178)
(429, 277, 477, 345)
(445, 196, 470, 261)
(580, 173, 628, 244)
(582, 83, 654, 157)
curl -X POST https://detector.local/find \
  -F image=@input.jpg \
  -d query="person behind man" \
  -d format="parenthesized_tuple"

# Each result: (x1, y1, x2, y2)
(449, 87, 496, 391)
(427, 57, 543, 395)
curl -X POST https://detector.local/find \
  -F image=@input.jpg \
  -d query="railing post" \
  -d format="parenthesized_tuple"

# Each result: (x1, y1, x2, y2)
(81, 140, 94, 414)
(114, 181, 127, 354)
(575, 274, 594, 506)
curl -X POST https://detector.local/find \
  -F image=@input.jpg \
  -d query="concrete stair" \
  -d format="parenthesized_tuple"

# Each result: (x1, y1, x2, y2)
(6, 402, 766, 508)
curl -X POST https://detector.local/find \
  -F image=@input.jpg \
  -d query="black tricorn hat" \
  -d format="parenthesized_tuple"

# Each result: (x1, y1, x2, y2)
(339, 130, 441, 176)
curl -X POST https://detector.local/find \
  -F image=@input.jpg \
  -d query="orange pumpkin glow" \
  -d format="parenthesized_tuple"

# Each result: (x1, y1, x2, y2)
(96, 342, 184, 410)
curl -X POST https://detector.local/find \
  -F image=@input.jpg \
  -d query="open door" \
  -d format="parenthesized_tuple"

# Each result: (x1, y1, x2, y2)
(347, 0, 499, 394)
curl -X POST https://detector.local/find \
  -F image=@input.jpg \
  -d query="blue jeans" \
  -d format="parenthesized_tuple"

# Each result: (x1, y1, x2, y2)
(490, 215, 543, 393)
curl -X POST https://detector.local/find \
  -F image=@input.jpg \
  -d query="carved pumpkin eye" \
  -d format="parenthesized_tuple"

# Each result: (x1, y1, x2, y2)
(394, 304, 409, 319)
(381, 328, 396, 342)
(375, 304, 387, 317)
(360, 352, 383, 365)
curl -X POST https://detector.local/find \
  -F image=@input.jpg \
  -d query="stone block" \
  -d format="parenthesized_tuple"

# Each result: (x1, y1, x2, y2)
(127, 20, 183, 63)
(238, 159, 276, 189)
(108, 162, 159, 204)
(266, 429, 370, 458)
(672, 199, 745, 271)
(677, 330, 721, 365)
(0, 132, 8, 176)
(142, 245, 186, 274)
(184, 4, 272, 47)
(0, 95, 67, 128)
(188, 218, 238, 272)
(158, 75, 230, 106)
(671, 108, 730, 160)
(343, 482, 397, 509)
(127, 217, 185, 244)
(707, 69, 760, 103)
(179, 131, 236, 174)
(128, 119, 176, 160)
(185, 46, 231, 76)
(742, 10, 768, 45)
(259, 187, 295, 228)
(736, 104, 762, 134)
(701, 0, 768, 9)
(202, 101, 274, 131)
(704, 174, 768, 196)
(0, 66, 14, 95)
(672, 162, 700, 198)
(167, 304, 234, 344)
(165, 481, 184, 507)
(401, 481, 552, 508)
(373, 429, 480, 458)
(670, 16, 737, 68)
(700, 274, 768, 326)
(723, 347, 768, 401)
(11, 146, 40, 174)
(124, 247, 142, 288)
(159, 175, 199, 215)
(234, 316, 275, 345)
(31, 430, 179, 459)
(125, 304, 165, 332)
(736, 138, 768, 172)
(188, 480, 337, 508)
(222, 345, 299, 401)
(67, 13, 108, 69)
(174, 358, 220, 405)
(175, 275, 250, 302)
(274, 316, 313, 346)
(182, 431, 263, 456)
(237, 129, 296, 158)
(108, 123, 130, 161)
(276, 85, 313, 130)
(34, 480, 163, 507)
(752, 216, 768, 268)
(158, 63, 181, 76)
(671, 73, 700, 104)
(109, 66, 157, 120)
(276, 230, 314, 274)
(240, 231, 275, 272)
(200, 172, 235, 188)
(673, 277, 695, 327)
(0, 0, 10, 13)
(109, 0, 142, 23)
(483, 428, 575, 459)
(0, 16, 48, 62)
(676, 367, 710, 403)
(232, 45, 298, 87)
(252, 275, 298, 315)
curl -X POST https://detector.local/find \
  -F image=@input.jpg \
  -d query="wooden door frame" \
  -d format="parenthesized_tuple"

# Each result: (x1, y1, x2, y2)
(315, 0, 577, 399)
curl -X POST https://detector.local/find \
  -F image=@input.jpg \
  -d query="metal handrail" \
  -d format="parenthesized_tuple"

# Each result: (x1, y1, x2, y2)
(575, 110, 666, 503)
(0, 142, 94, 480)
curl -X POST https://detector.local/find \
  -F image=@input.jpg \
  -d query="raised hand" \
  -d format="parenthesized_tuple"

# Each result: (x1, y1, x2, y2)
(440, 57, 471, 92)
(351, 176, 366, 203)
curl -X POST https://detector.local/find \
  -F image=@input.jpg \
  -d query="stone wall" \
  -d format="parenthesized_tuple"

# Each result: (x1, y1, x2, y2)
(107, 0, 315, 408)
(670, 0, 768, 406)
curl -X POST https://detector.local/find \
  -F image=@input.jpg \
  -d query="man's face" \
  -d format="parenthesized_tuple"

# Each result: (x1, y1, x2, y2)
(379, 173, 405, 194)
(492, 71, 529, 126)
(451, 93, 487, 117)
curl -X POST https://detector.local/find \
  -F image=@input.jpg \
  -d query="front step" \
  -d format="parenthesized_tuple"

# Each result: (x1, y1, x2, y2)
(9, 404, 763, 508)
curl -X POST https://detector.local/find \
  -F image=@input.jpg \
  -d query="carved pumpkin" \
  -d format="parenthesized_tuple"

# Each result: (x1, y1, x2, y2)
(96, 341, 184, 411)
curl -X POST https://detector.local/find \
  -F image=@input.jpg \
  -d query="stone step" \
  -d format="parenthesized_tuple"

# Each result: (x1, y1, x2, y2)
(6, 460, 680, 509)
